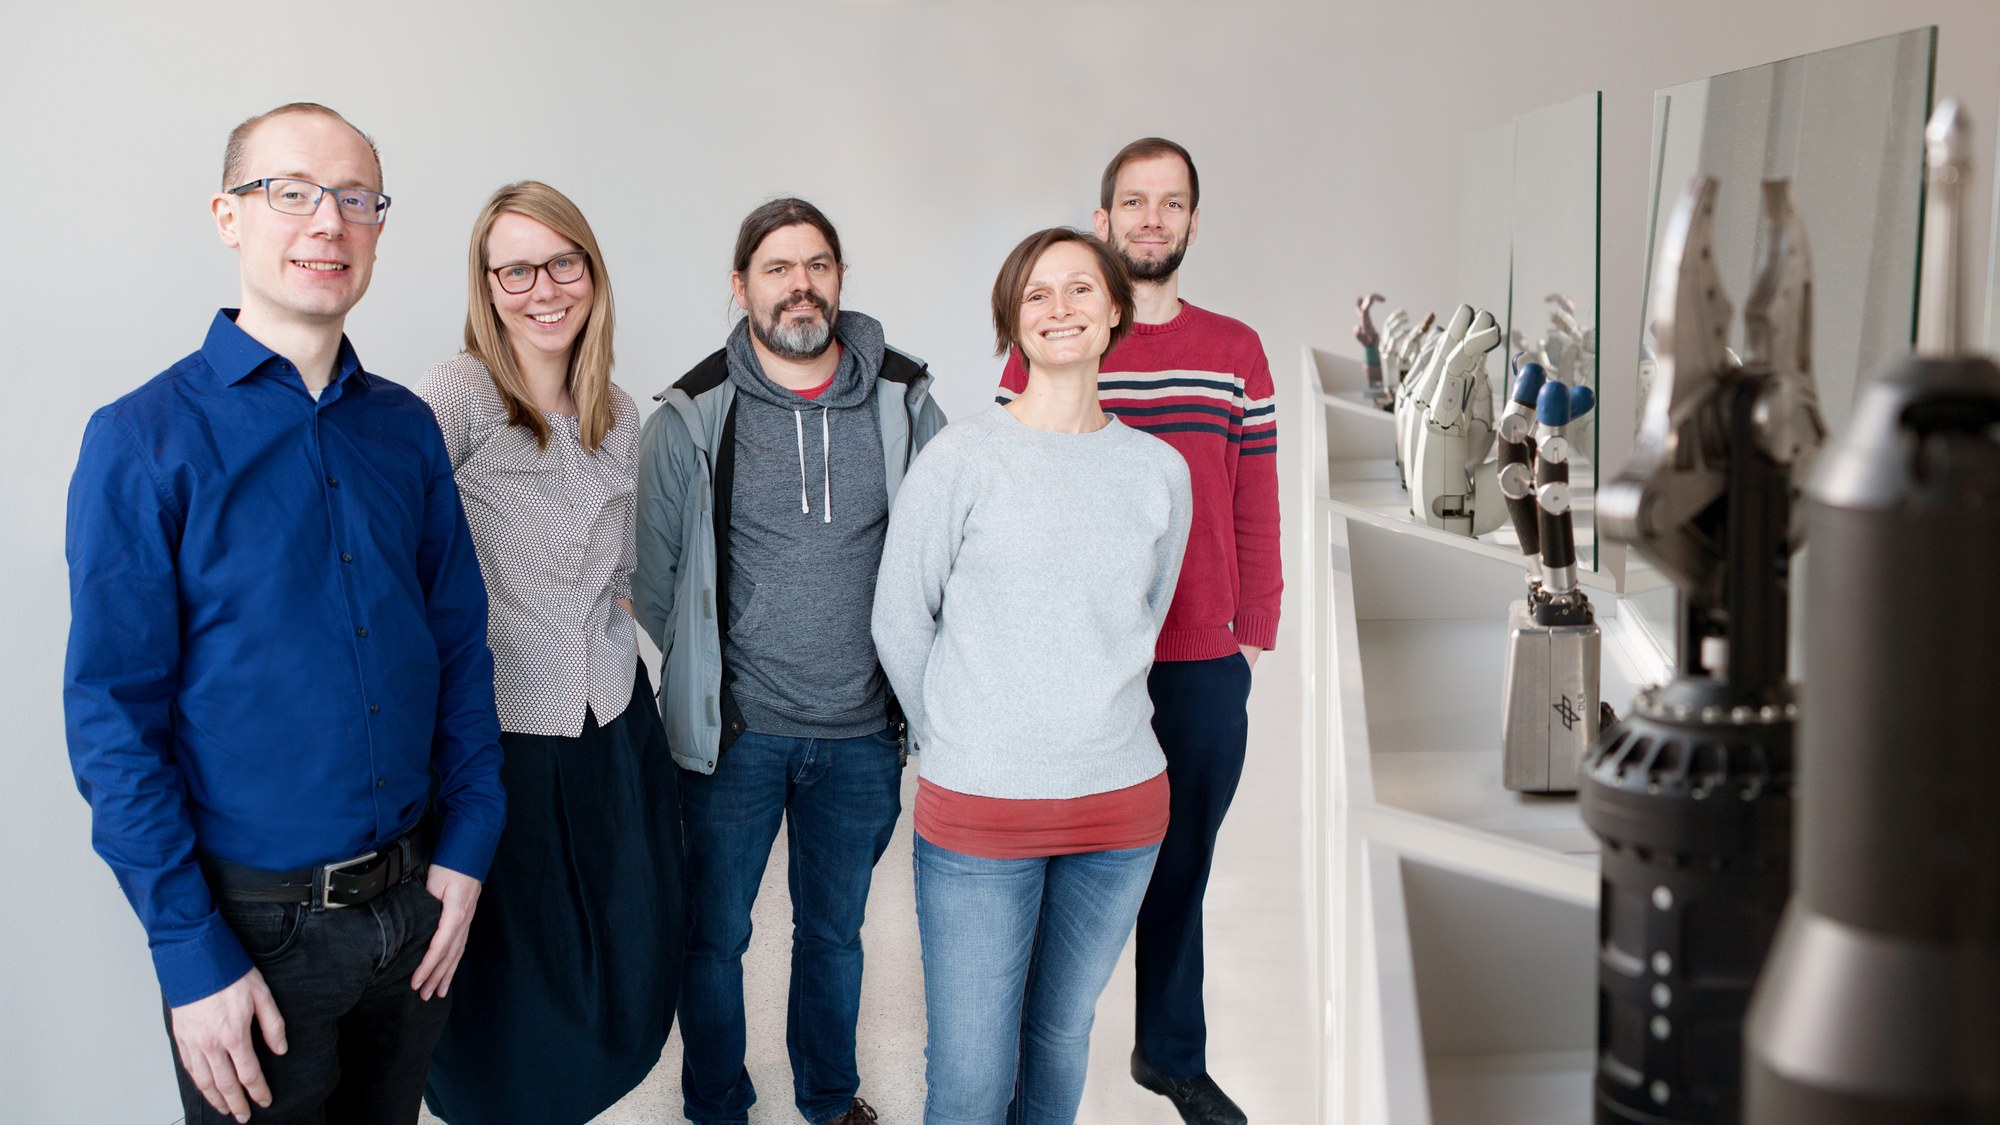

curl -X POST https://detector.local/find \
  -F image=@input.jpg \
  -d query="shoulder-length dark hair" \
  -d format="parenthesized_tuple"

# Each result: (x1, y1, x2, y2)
(989, 227, 1136, 360)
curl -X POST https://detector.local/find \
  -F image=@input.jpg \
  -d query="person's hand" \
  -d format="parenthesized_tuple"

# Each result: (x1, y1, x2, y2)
(1239, 645, 1262, 671)
(411, 865, 482, 1001)
(170, 968, 287, 1123)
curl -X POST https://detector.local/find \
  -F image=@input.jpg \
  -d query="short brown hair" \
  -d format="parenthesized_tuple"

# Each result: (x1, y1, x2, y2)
(990, 227, 1135, 359)
(221, 102, 381, 190)
(1098, 137, 1199, 212)
(731, 197, 843, 275)
(463, 181, 619, 451)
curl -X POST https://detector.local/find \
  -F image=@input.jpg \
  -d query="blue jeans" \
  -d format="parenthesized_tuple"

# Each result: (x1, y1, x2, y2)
(678, 727, 903, 1124)
(914, 835, 1161, 1125)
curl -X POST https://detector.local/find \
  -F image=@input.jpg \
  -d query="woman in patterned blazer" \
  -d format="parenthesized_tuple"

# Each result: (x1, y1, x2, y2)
(418, 181, 684, 1125)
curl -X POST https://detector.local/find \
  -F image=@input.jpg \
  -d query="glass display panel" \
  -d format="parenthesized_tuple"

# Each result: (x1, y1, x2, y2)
(1508, 91, 1601, 569)
(1638, 27, 1936, 441)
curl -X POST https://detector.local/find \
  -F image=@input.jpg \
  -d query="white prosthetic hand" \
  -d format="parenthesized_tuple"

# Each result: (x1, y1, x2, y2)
(1409, 307, 1507, 535)
(1376, 308, 1411, 407)
(1399, 304, 1473, 484)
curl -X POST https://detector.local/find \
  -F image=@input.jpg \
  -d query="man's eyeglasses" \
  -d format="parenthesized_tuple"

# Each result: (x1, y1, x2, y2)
(490, 251, 591, 295)
(227, 178, 391, 225)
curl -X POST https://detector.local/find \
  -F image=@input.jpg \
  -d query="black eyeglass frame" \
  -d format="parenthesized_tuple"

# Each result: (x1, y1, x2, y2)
(226, 178, 392, 225)
(488, 250, 593, 295)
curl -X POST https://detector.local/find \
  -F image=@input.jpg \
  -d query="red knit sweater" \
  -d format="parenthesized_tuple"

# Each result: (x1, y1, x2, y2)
(1001, 300, 1282, 661)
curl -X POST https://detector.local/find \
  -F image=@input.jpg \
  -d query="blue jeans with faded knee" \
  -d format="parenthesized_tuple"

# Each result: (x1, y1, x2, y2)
(914, 835, 1160, 1125)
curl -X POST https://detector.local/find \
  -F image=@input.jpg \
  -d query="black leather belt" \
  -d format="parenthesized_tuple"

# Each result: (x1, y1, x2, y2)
(204, 823, 428, 911)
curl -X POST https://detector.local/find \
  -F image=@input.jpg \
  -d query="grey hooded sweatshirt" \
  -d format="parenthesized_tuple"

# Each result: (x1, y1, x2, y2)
(724, 310, 894, 739)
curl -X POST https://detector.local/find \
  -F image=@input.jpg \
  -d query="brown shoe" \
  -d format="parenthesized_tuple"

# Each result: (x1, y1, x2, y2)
(824, 1096, 879, 1125)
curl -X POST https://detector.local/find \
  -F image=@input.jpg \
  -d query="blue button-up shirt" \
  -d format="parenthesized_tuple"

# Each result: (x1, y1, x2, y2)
(64, 310, 506, 1006)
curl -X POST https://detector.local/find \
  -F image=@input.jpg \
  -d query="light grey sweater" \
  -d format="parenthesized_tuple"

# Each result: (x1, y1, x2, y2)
(872, 406, 1193, 799)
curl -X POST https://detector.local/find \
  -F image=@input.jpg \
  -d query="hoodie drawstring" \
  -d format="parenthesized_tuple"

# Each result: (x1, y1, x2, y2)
(794, 408, 834, 523)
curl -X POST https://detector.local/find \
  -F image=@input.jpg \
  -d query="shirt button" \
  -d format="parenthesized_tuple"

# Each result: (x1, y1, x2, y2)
(355, 626, 368, 638)
(369, 703, 381, 714)
(376, 778, 387, 789)
(327, 475, 341, 488)
(340, 552, 353, 564)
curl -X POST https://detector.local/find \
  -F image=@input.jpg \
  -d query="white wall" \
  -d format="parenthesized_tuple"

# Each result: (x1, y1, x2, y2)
(2, 3, 1333, 1120)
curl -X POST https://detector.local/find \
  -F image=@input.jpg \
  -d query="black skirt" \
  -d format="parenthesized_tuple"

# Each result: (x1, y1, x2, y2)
(425, 661, 685, 1125)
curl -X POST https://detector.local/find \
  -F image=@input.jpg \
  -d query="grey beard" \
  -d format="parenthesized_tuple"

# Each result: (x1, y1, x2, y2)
(1118, 239, 1187, 282)
(754, 308, 836, 361)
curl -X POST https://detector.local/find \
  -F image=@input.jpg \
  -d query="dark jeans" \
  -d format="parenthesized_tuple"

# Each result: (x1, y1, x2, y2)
(678, 727, 903, 1125)
(1134, 652, 1252, 1079)
(169, 873, 449, 1125)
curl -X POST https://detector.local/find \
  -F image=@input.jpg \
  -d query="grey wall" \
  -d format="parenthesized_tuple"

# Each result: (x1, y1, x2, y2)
(2, 2, 1334, 1120)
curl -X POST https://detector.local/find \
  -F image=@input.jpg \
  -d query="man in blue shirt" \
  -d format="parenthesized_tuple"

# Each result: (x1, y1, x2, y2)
(63, 102, 505, 1125)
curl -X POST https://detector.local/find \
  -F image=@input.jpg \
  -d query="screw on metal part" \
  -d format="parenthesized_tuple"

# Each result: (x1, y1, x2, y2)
(1652, 886, 1674, 910)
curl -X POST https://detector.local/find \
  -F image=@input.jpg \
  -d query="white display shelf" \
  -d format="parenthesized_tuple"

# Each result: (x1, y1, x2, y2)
(1307, 345, 1671, 1125)
(1309, 346, 1605, 580)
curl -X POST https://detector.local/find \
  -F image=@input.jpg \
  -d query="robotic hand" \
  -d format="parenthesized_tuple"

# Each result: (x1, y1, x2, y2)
(1409, 306, 1506, 534)
(1355, 293, 1387, 401)
(1389, 311, 1436, 407)
(1499, 366, 1600, 792)
(1540, 299, 1599, 465)
(1397, 304, 1471, 487)
(1580, 174, 1824, 1125)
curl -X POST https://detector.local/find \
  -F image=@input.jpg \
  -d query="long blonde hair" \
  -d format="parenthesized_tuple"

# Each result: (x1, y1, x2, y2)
(463, 181, 618, 451)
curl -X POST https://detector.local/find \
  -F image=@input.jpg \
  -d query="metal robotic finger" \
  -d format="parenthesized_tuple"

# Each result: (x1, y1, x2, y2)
(1497, 361, 1548, 584)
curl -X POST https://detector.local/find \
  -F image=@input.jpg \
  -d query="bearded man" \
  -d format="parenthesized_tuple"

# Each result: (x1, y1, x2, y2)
(633, 197, 945, 1125)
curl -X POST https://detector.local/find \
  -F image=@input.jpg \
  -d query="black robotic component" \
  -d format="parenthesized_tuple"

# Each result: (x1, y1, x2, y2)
(1745, 99, 2000, 1125)
(1581, 173, 1825, 1123)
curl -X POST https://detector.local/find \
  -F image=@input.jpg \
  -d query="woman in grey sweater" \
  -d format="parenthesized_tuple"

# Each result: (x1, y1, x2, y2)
(872, 228, 1192, 1125)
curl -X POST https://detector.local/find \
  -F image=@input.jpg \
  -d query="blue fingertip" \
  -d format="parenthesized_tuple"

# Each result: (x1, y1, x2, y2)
(1569, 384, 1596, 418)
(1511, 363, 1547, 407)
(1537, 380, 1572, 425)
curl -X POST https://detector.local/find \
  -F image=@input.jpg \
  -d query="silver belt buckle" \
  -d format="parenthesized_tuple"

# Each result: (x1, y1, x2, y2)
(318, 849, 380, 909)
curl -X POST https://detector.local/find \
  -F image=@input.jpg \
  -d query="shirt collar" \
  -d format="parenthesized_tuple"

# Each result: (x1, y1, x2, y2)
(200, 308, 365, 390)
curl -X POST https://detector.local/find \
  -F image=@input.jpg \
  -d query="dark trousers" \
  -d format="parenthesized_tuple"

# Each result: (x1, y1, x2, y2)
(1134, 652, 1252, 1079)
(169, 873, 449, 1124)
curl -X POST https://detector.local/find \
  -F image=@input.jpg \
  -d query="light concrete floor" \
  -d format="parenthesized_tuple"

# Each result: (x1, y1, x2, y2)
(422, 725, 1315, 1125)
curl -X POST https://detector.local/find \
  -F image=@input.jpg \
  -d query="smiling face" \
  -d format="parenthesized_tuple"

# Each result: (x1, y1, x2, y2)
(731, 222, 843, 362)
(212, 111, 382, 330)
(485, 211, 593, 366)
(1016, 239, 1121, 373)
(1093, 152, 1199, 282)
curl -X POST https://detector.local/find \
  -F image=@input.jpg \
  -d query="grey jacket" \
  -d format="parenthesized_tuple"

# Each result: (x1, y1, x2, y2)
(633, 339, 945, 774)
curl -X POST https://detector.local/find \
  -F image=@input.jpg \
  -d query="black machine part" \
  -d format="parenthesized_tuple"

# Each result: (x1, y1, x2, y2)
(1744, 353, 2000, 1124)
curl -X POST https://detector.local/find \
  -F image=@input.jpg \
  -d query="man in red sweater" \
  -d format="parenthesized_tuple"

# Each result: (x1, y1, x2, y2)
(999, 137, 1280, 1125)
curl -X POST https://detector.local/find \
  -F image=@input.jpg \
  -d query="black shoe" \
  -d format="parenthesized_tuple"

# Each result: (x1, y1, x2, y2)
(1130, 1047, 1248, 1125)
(823, 1096, 879, 1125)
